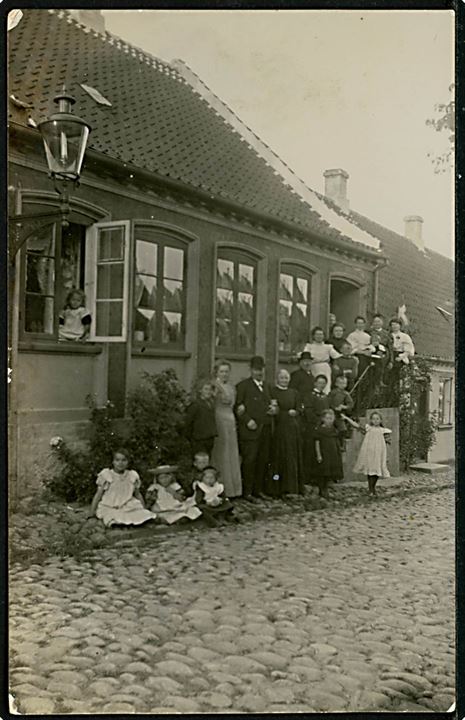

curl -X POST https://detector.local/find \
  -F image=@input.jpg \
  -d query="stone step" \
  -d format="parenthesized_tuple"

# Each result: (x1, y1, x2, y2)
(409, 462, 450, 474)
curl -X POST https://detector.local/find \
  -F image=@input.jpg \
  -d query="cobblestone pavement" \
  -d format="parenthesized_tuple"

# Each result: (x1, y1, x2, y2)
(10, 484, 455, 714)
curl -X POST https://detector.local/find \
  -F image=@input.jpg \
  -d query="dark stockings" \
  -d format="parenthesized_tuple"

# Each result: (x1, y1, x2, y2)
(367, 474, 379, 495)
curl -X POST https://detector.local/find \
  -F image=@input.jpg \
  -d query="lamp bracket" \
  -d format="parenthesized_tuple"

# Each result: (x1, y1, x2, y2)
(8, 182, 71, 259)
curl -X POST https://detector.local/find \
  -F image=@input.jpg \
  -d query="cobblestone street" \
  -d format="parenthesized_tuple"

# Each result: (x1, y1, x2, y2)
(10, 483, 455, 714)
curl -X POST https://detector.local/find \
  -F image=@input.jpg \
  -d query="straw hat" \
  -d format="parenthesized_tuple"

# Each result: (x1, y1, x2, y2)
(150, 464, 178, 476)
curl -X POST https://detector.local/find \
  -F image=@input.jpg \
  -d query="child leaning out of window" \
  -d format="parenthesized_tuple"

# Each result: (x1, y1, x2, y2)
(59, 289, 92, 341)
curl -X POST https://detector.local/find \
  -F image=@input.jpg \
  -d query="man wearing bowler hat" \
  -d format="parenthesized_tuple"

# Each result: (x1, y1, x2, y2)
(289, 351, 314, 407)
(235, 356, 275, 501)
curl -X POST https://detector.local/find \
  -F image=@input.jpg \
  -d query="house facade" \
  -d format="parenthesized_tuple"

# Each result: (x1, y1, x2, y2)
(323, 171, 455, 464)
(8, 10, 385, 493)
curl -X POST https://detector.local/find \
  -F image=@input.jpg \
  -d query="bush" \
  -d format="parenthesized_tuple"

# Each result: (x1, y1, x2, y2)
(399, 357, 437, 469)
(125, 369, 192, 487)
(45, 369, 192, 502)
(44, 399, 123, 502)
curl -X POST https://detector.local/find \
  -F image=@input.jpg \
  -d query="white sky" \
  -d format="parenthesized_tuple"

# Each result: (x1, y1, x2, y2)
(103, 9, 454, 259)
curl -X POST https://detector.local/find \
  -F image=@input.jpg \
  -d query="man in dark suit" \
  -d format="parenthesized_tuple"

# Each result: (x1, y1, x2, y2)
(235, 356, 275, 501)
(289, 351, 314, 407)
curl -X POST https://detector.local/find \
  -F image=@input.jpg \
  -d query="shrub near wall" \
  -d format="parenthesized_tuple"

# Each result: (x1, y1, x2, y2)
(45, 369, 192, 502)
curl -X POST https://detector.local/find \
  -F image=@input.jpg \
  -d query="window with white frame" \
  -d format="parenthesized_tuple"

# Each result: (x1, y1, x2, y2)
(85, 221, 130, 341)
(22, 221, 86, 338)
(438, 377, 454, 426)
(278, 264, 311, 354)
(133, 232, 186, 347)
(215, 251, 256, 353)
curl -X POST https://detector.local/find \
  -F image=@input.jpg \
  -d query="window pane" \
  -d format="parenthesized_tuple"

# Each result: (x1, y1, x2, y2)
(238, 292, 253, 322)
(26, 226, 55, 256)
(279, 299, 292, 351)
(136, 240, 157, 276)
(164, 247, 184, 281)
(61, 226, 82, 292)
(216, 319, 233, 348)
(216, 288, 233, 320)
(98, 228, 124, 261)
(163, 279, 183, 312)
(96, 301, 123, 336)
(239, 264, 254, 293)
(295, 303, 308, 347)
(279, 273, 293, 301)
(238, 321, 253, 350)
(217, 259, 234, 289)
(162, 312, 182, 344)
(26, 255, 55, 295)
(97, 263, 124, 299)
(134, 307, 156, 342)
(296, 277, 308, 303)
(135, 274, 157, 309)
(25, 295, 54, 334)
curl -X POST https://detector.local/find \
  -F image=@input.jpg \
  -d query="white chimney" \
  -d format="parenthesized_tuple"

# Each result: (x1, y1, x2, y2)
(70, 10, 106, 33)
(323, 168, 350, 213)
(404, 215, 424, 251)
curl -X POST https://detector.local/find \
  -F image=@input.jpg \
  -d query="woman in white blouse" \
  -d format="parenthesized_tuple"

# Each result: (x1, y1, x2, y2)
(389, 319, 415, 364)
(303, 326, 341, 394)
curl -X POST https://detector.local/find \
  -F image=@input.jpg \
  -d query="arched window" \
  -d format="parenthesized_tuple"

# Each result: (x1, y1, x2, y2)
(22, 221, 87, 338)
(216, 250, 257, 353)
(133, 227, 187, 348)
(278, 264, 312, 354)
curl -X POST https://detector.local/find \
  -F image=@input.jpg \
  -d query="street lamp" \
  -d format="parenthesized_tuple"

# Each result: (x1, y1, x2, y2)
(9, 90, 91, 255)
(8, 90, 91, 505)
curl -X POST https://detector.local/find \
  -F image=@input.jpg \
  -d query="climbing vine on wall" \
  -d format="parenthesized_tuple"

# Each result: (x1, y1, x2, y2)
(398, 356, 437, 469)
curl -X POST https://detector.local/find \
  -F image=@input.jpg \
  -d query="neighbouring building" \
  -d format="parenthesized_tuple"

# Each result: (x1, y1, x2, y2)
(8, 10, 387, 493)
(322, 169, 455, 464)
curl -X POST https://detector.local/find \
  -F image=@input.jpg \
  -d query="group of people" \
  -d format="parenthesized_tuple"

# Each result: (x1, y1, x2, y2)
(88, 312, 413, 526)
(90, 448, 238, 528)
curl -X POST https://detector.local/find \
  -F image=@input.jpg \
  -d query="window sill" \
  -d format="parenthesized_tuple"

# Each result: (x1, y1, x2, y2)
(214, 352, 257, 362)
(19, 341, 103, 355)
(132, 346, 191, 359)
(437, 423, 453, 431)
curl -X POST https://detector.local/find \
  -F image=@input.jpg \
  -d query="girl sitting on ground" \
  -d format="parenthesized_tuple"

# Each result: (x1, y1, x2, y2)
(89, 448, 156, 527)
(314, 409, 345, 499)
(343, 410, 392, 496)
(193, 466, 238, 526)
(146, 465, 202, 525)
(59, 289, 92, 342)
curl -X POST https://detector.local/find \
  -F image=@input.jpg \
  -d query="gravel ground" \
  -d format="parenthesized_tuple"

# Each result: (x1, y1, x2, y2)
(9, 472, 455, 714)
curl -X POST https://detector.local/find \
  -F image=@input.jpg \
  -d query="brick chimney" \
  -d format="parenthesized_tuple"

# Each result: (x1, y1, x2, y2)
(404, 215, 424, 251)
(70, 10, 106, 33)
(323, 169, 350, 213)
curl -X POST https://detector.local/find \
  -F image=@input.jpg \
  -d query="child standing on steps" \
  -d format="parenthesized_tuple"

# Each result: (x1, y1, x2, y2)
(314, 409, 344, 499)
(343, 410, 392, 496)
(90, 449, 156, 527)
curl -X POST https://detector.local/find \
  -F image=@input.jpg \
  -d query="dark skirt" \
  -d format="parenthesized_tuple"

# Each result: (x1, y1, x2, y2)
(313, 427, 344, 481)
(268, 415, 304, 496)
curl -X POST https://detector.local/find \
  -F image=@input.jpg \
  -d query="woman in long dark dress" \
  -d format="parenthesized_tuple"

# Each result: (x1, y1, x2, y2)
(314, 408, 344, 498)
(268, 368, 304, 497)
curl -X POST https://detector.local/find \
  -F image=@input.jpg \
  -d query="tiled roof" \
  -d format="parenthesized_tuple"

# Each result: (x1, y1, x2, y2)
(349, 211, 454, 362)
(8, 9, 381, 255)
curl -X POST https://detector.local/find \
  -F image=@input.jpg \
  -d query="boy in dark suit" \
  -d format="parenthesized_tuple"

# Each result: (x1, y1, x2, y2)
(235, 356, 276, 501)
(289, 351, 314, 407)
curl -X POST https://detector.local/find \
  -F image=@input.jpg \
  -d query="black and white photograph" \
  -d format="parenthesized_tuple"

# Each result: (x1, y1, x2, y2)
(7, 6, 455, 715)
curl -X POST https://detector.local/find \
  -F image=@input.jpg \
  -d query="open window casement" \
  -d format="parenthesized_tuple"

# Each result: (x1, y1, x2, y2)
(85, 221, 130, 342)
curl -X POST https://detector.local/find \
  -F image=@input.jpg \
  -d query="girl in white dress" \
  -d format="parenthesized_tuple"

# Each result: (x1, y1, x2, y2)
(303, 326, 341, 394)
(90, 449, 156, 527)
(343, 411, 392, 496)
(146, 465, 201, 525)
